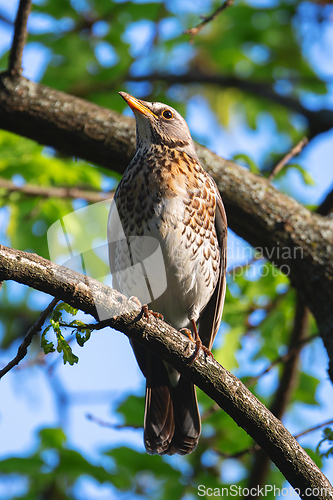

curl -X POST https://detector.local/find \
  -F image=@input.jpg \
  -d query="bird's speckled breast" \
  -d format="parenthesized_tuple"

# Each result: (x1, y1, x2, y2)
(110, 144, 220, 328)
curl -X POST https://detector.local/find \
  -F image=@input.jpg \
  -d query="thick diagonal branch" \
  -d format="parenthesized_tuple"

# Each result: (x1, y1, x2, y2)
(0, 243, 332, 499)
(246, 185, 333, 494)
(246, 295, 309, 496)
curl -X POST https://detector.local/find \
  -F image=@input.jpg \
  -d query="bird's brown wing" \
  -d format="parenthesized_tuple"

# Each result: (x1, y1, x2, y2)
(199, 186, 227, 349)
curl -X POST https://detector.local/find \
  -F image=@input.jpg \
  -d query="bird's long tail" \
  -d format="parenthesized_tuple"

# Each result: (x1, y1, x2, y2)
(137, 346, 201, 455)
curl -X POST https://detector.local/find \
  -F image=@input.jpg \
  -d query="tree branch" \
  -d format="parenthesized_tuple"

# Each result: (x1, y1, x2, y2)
(0, 178, 113, 203)
(0, 297, 58, 379)
(270, 299, 308, 417)
(0, 75, 134, 173)
(0, 11, 14, 26)
(246, 295, 310, 496)
(215, 418, 333, 460)
(185, 0, 234, 39)
(246, 333, 317, 386)
(0, 243, 332, 499)
(8, 0, 32, 77)
(245, 184, 333, 493)
(295, 419, 333, 441)
(134, 73, 333, 140)
(0, 75, 333, 377)
(268, 137, 309, 181)
(68, 71, 333, 140)
(86, 413, 141, 430)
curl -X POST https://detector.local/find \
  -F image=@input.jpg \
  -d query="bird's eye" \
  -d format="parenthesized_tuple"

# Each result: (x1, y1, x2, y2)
(162, 109, 173, 120)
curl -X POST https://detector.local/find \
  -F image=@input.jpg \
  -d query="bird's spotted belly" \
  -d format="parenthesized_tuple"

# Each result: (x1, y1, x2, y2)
(109, 144, 222, 331)
(152, 215, 220, 328)
(112, 197, 220, 330)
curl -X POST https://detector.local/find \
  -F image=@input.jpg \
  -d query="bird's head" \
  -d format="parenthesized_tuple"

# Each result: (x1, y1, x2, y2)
(119, 91, 198, 160)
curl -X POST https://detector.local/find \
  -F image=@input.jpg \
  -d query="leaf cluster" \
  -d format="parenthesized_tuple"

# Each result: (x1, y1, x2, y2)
(41, 302, 91, 365)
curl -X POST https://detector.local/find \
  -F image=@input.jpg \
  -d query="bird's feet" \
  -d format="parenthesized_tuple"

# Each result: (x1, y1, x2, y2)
(180, 328, 195, 343)
(129, 296, 142, 308)
(183, 320, 214, 365)
(130, 297, 163, 321)
(142, 304, 164, 321)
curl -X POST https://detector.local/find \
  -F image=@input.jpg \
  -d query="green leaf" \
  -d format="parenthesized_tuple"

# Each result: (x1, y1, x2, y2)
(51, 309, 62, 323)
(56, 332, 79, 365)
(75, 327, 91, 347)
(0, 456, 44, 474)
(116, 394, 145, 428)
(316, 427, 333, 456)
(213, 325, 242, 370)
(38, 427, 67, 449)
(294, 371, 320, 407)
(49, 318, 78, 364)
(279, 163, 316, 186)
(106, 447, 181, 491)
(290, 164, 315, 186)
(233, 153, 260, 173)
(56, 302, 78, 316)
(41, 326, 55, 354)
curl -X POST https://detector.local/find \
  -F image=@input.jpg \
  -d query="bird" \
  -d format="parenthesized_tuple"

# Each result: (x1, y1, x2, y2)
(107, 91, 227, 456)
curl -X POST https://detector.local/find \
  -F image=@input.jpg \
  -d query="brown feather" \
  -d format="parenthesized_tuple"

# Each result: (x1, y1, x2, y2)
(198, 185, 228, 349)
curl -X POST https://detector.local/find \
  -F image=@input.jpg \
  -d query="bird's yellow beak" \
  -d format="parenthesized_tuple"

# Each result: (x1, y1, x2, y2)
(119, 91, 157, 118)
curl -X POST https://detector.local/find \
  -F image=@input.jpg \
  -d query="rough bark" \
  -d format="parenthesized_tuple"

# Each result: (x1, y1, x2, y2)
(1, 73, 332, 378)
(0, 243, 332, 499)
(0, 73, 134, 173)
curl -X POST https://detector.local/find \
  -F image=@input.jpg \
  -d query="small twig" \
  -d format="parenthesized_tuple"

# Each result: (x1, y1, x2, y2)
(246, 333, 318, 386)
(213, 419, 333, 460)
(0, 297, 59, 379)
(214, 443, 260, 459)
(268, 136, 308, 181)
(295, 419, 333, 440)
(8, 0, 32, 77)
(58, 319, 111, 332)
(185, 0, 234, 39)
(86, 413, 141, 429)
(0, 12, 14, 26)
(0, 178, 113, 204)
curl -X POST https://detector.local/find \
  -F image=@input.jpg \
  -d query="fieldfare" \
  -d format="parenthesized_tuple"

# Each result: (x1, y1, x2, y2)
(108, 92, 227, 455)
